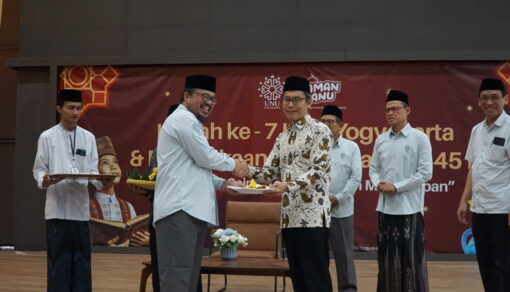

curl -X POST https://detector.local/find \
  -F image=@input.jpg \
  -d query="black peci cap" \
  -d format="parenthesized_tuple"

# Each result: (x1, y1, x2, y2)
(479, 78, 506, 96)
(185, 75, 216, 93)
(386, 89, 409, 106)
(58, 89, 82, 105)
(321, 105, 343, 121)
(283, 76, 311, 94)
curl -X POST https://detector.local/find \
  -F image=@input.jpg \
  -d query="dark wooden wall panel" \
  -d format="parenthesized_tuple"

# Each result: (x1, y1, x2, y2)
(0, 0, 20, 245)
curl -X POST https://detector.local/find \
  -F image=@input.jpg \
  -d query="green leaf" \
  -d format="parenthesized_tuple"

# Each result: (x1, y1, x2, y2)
(140, 169, 149, 180)
(132, 168, 140, 179)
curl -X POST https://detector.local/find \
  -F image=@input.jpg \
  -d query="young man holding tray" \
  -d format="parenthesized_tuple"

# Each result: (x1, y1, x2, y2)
(33, 89, 113, 292)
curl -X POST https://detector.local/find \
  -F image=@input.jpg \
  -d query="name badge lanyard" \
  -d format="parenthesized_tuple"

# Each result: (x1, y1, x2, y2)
(69, 129, 79, 174)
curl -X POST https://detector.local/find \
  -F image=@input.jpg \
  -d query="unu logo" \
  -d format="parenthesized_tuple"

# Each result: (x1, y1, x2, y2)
(308, 74, 341, 104)
(258, 75, 284, 109)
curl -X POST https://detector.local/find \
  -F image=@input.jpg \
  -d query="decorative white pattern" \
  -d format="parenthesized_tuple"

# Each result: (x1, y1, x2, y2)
(258, 75, 284, 109)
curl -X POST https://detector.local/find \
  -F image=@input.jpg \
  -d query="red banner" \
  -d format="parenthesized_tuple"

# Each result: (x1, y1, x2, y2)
(59, 61, 510, 252)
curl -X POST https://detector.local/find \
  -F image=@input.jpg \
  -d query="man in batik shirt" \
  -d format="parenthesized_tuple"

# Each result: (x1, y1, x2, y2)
(241, 76, 333, 292)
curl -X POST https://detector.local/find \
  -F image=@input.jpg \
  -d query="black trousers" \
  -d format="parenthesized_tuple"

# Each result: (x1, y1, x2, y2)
(46, 219, 91, 292)
(149, 211, 160, 292)
(148, 194, 160, 292)
(282, 227, 332, 292)
(472, 213, 510, 292)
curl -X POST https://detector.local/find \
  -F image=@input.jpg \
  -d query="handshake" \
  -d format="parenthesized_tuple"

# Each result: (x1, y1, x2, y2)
(220, 158, 249, 196)
(224, 158, 287, 198)
(233, 158, 249, 178)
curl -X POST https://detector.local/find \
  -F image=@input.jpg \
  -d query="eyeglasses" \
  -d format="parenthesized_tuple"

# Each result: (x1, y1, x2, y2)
(385, 106, 406, 113)
(320, 118, 339, 124)
(282, 97, 306, 105)
(479, 95, 504, 103)
(188, 90, 217, 105)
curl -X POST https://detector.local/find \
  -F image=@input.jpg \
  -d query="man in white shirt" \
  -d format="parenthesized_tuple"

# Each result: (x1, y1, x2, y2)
(320, 105, 361, 292)
(154, 75, 244, 292)
(456, 78, 510, 292)
(33, 89, 112, 292)
(369, 90, 433, 292)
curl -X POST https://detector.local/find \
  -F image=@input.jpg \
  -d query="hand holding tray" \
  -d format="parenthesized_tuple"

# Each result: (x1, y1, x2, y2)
(226, 185, 273, 194)
(49, 174, 119, 179)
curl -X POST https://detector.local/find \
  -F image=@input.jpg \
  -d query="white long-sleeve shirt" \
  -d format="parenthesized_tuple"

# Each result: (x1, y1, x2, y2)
(153, 105, 235, 226)
(369, 123, 433, 215)
(33, 123, 101, 221)
(93, 191, 137, 221)
(329, 136, 362, 218)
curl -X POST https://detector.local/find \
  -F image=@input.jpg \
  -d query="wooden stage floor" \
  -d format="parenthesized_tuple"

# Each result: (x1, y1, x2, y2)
(0, 251, 483, 291)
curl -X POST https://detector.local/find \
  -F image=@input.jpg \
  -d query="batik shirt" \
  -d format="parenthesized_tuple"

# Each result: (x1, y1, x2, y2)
(248, 114, 333, 229)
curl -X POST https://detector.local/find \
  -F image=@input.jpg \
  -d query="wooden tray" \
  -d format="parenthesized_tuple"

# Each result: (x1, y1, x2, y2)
(126, 179, 156, 190)
(49, 174, 119, 179)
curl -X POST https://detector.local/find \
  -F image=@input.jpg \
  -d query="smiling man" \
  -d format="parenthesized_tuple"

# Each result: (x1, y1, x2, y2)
(238, 76, 334, 292)
(153, 75, 245, 292)
(457, 78, 510, 292)
(369, 89, 433, 292)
